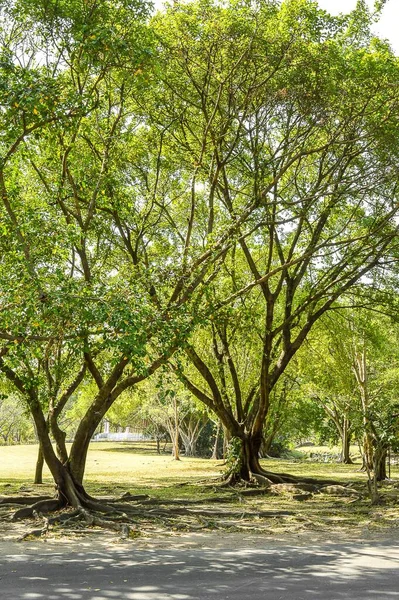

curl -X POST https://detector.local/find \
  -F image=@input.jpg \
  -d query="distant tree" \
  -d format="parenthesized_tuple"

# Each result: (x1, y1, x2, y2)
(0, 393, 33, 444)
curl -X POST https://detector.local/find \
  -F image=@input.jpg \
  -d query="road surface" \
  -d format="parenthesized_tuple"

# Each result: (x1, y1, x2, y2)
(1, 538, 399, 599)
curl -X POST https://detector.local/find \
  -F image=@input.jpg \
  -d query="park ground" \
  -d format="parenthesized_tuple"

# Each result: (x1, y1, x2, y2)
(1, 442, 399, 546)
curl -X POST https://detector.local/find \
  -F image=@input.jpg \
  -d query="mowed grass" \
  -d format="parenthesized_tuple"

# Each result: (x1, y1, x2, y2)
(1, 442, 399, 539)
(261, 457, 399, 482)
(1, 442, 398, 487)
(0, 441, 222, 488)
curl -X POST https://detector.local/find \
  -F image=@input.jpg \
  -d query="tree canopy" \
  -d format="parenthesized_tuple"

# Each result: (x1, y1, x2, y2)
(0, 0, 399, 524)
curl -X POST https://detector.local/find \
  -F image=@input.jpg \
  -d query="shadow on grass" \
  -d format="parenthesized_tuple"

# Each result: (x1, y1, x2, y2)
(91, 442, 171, 455)
(260, 458, 367, 484)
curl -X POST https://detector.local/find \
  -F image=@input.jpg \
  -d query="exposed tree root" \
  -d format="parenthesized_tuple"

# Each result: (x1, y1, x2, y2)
(47, 510, 81, 526)
(219, 465, 344, 488)
(292, 493, 313, 501)
(271, 483, 320, 494)
(78, 507, 132, 536)
(18, 517, 49, 542)
(251, 473, 273, 487)
(10, 486, 301, 541)
(16, 505, 135, 541)
(256, 468, 340, 486)
(118, 493, 151, 501)
(12, 499, 62, 520)
(0, 495, 53, 506)
(238, 488, 272, 497)
(138, 496, 235, 506)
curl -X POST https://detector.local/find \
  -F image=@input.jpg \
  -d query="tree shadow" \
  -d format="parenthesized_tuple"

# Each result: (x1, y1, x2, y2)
(1, 541, 399, 600)
(92, 443, 162, 455)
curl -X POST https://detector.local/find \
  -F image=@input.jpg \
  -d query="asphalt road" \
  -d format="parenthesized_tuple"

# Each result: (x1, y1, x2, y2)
(1, 539, 399, 599)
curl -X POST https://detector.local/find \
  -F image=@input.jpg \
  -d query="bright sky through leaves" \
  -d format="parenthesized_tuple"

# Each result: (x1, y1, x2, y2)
(317, 0, 398, 53)
(154, 1, 399, 54)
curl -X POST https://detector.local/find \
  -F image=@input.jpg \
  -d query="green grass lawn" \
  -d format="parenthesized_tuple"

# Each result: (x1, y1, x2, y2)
(0, 441, 221, 485)
(1, 441, 398, 488)
(1, 442, 398, 541)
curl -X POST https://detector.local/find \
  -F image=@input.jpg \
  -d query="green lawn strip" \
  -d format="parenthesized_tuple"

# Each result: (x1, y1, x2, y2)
(0, 443, 398, 538)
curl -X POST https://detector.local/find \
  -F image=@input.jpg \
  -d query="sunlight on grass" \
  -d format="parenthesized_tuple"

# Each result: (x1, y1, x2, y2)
(0, 442, 223, 485)
(1, 442, 399, 539)
(0, 441, 397, 488)
(85, 442, 222, 485)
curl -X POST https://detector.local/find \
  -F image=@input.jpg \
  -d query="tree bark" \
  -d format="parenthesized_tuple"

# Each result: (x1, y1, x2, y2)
(341, 417, 353, 464)
(30, 398, 85, 507)
(68, 391, 113, 483)
(211, 421, 221, 460)
(227, 433, 264, 482)
(172, 394, 180, 461)
(362, 433, 374, 471)
(49, 412, 69, 464)
(374, 446, 388, 482)
(222, 425, 230, 459)
(353, 350, 374, 471)
(34, 445, 44, 485)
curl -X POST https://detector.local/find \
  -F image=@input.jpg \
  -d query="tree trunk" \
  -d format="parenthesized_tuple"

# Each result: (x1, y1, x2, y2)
(341, 418, 353, 464)
(27, 394, 90, 507)
(211, 421, 221, 460)
(229, 431, 335, 486)
(366, 444, 387, 505)
(68, 429, 92, 484)
(181, 435, 196, 457)
(222, 425, 230, 459)
(374, 445, 387, 482)
(172, 394, 180, 461)
(362, 432, 374, 471)
(68, 392, 113, 483)
(34, 445, 44, 485)
(354, 350, 373, 471)
(50, 412, 69, 464)
(226, 433, 263, 483)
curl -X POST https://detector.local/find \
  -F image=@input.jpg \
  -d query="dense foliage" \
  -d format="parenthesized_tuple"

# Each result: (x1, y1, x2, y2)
(0, 0, 399, 504)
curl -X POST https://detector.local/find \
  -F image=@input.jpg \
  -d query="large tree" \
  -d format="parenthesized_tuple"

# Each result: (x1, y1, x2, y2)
(162, 0, 399, 483)
(0, 0, 159, 514)
(0, 0, 294, 513)
(1, 0, 399, 519)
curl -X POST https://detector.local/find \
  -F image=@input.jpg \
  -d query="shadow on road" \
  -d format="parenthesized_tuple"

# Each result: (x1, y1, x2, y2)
(1, 540, 399, 599)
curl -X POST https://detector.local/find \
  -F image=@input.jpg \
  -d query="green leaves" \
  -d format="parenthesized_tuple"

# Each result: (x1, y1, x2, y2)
(0, 0, 399, 477)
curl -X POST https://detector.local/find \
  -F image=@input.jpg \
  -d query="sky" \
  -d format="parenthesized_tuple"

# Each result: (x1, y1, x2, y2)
(317, 0, 399, 53)
(154, 0, 399, 54)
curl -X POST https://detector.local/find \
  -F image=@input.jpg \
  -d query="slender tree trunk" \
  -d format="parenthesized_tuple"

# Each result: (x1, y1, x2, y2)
(353, 350, 374, 471)
(50, 412, 68, 464)
(34, 445, 44, 485)
(374, 445, 388, 482)
(341, 418, 353, 464)
(222, 425, 230, 459)
(211, 421, 221, 460)
(362, 433, 374, 471)
(172, 394, 180, 461)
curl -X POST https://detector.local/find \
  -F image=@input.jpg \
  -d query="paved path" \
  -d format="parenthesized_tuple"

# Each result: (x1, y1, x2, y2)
(1, 539, 399, 599)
